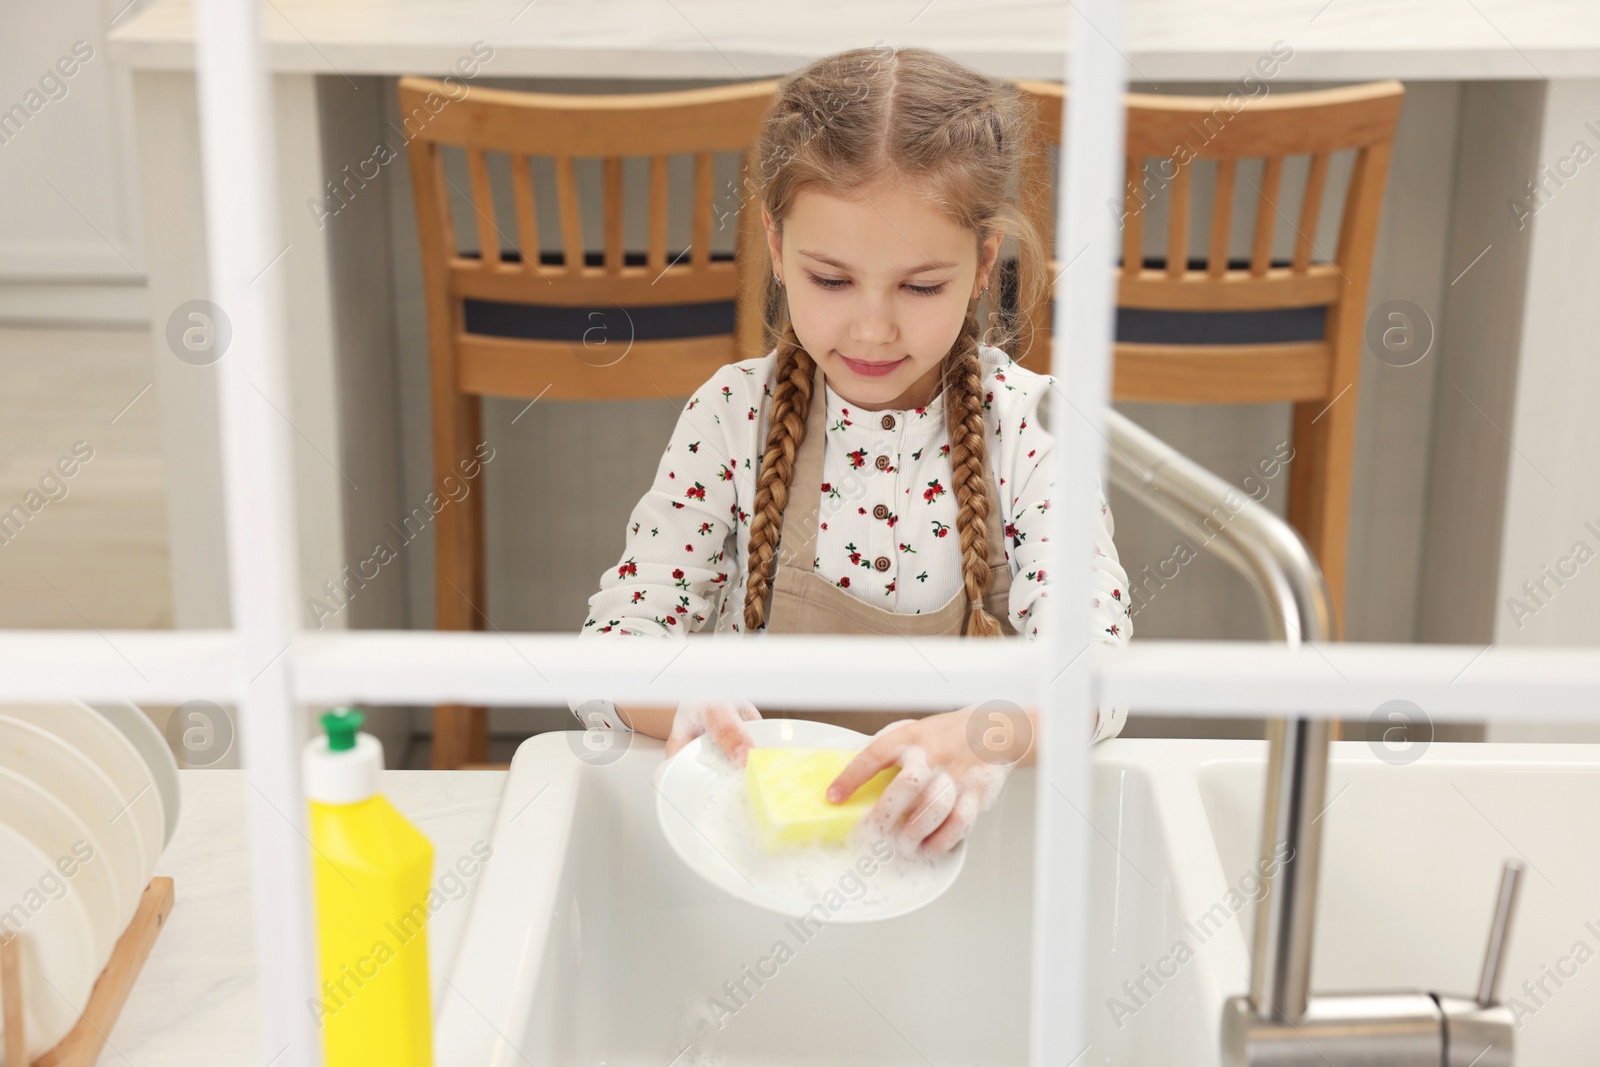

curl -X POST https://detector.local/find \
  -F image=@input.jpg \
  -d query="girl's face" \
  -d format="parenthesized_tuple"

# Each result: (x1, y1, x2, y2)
(764, 181, 1002, 412)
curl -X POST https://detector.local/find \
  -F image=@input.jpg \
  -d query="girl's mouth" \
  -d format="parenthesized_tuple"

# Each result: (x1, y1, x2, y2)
(838, 353, 907, 378)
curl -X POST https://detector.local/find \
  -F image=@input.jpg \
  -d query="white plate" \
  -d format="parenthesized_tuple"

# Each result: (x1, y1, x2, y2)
(87, 700, 181, 849)
(0, 766, 121, 970)
(1, 703, 164, 881)
(0, 821, 102, 1062)
(0, 717, 146, 932)
(654, 717, 965, 922)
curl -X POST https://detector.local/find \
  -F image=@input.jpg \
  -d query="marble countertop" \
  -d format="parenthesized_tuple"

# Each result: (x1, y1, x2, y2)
(100, 768, 506, 1067)
(108, 0, 1600, 81)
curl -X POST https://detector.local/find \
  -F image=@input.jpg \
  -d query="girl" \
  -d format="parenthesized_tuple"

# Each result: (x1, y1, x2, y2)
(571, 46, 1132, 855)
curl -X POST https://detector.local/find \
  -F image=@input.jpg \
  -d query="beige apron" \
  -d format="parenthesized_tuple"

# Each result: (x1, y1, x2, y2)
(760, 361, 1017, 732)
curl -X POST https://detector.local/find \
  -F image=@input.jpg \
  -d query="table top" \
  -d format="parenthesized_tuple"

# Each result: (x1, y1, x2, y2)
(109, 0, 1600, 81)
(102, 768, 506, 1066)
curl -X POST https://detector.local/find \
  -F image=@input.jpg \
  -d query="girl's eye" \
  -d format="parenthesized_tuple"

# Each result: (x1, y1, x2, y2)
(804, 272, 947, 297)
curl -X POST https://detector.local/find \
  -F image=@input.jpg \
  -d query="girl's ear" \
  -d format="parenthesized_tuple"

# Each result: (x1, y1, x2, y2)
(762, 209, 783, 275)
(974, 234, 1004, 295)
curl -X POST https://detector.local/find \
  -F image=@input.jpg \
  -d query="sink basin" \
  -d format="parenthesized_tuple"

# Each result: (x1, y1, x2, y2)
(435, 733, 1600, 1066)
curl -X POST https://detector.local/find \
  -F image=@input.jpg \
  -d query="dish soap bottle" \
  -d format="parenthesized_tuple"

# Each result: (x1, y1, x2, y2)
(304, 707, 434, 1066)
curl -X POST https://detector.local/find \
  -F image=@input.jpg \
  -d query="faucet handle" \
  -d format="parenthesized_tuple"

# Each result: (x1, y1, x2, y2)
(1476, 859, 1524, 1006)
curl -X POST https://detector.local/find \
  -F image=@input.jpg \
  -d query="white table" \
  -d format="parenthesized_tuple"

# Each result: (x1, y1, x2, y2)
(107, 0, 1600, 669)
(103, 769, 505, 1065)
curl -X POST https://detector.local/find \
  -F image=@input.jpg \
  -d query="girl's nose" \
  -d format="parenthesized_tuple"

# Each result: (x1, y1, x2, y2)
(850, 298, 898, 346)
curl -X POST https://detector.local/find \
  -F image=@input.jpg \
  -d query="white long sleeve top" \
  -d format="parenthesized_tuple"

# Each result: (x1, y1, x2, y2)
(574, 343, 1134, 740)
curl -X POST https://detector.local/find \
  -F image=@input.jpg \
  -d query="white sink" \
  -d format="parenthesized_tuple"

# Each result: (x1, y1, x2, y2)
(436, 733, 1600, 1066)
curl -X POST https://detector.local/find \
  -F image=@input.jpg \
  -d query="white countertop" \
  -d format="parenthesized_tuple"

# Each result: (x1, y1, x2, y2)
(109, 0, 1600, 81)
(102, 769, 506, 1067)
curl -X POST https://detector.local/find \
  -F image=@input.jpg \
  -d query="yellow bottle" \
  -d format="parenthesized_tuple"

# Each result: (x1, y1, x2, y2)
(304, 707, 434, 1066)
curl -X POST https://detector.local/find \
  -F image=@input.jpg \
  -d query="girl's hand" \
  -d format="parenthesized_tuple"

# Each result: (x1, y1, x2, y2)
(827, 706, 1023, 855)
(664, 699, 762, 766)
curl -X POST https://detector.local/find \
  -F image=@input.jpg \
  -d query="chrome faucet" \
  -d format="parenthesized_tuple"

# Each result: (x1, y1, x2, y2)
(1104, 411, 1524, 1067)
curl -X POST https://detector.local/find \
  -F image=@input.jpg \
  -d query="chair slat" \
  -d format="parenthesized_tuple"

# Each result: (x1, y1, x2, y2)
(1167, 155, 1192, 278)
(1208, 158, 1236, 278)
(509, 154, 540, 274)
(1293, 152, 1331, 273)
(1250, 156, 1284, 276)
(554, 155, 585, 274)
(1121, 155, 1143, 278)
(648, 154, 669, 273)
(465, 148, 501, 267)
(692, 151, 713, 268)
(603, 155, 624, 272)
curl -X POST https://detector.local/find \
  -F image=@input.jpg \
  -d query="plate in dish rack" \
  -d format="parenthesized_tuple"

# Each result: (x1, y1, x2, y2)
(0, 821, 101, 1061)
(653, 717, 965, 922)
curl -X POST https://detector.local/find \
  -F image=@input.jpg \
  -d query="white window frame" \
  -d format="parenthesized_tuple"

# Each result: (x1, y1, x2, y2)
(0, 2, 1591, 1065)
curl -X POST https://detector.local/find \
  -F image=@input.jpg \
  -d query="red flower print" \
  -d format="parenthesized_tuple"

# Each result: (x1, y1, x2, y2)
(617, 558, 638, 578)
(885, 581, 896, 595)
(845, 543, 864, 566)
(847, 448, 868, 469)
(717, 463, 734, 481)
(931, 520, 950, 538)
(686, 481, 707, 501)
(1027, 449, 1036, 459)
(923, 479, 946, 503)
(838, 576, 851, 589)
(668, 471, 675, 479)
(630, 591, 645, 603)
(747, 406, 757, 421)
(720, 386, 732, 401)
(672, 568, 685, 579)
(820, 481, 832, 493)
(885, 512, 898, 527)
(1004, 522, 1019, 540)
(698, 522, 713, 534)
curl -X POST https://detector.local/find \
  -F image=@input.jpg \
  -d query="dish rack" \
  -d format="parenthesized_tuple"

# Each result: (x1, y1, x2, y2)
(0, 877, 173, 1067)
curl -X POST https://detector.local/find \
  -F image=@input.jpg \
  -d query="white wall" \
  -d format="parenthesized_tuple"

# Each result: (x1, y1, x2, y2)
(0, 0, 147, 323)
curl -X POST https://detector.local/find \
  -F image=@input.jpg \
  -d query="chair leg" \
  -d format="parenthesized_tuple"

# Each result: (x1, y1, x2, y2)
(433, 705, 488, 768)
(432, 390, 489, 769)
(1287, 394, 1356, 641)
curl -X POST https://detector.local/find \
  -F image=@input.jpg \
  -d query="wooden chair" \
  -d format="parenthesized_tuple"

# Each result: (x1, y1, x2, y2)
(1014, 80, 1404, 637)
(399, 75, 779, 768)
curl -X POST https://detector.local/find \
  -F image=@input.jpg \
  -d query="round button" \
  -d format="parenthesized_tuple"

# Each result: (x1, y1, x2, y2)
(874, 454, 890, 471)
(873, 556, 891, 571)
(880, 414, 896, 430)
(872, 504, 889, 519)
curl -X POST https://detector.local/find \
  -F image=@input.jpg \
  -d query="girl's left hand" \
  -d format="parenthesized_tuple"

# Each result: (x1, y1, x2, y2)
(826, 706, 1022, 855)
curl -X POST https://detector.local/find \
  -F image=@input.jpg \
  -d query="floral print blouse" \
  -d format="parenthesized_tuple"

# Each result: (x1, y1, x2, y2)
(574, 343, 1134, 739)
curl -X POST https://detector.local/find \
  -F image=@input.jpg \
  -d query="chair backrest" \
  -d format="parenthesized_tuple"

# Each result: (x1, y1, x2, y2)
(402, 76, 779, 769)
(399, 76, 780, 401)
(1014, 79, 1405, 634)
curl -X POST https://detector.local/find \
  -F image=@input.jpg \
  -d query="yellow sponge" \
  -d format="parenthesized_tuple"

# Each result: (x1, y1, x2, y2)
(745, 747, 899, 851)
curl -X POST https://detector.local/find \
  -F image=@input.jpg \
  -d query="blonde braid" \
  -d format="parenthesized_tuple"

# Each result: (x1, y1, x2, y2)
(943, 302, 1006, 637)
(743, 320, 816, 632)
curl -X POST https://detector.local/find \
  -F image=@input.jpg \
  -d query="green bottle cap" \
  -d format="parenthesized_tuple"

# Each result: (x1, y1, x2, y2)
(321, 707, 364, 752)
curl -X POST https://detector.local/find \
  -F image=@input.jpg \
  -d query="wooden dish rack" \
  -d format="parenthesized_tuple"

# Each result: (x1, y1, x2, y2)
(0, 877, 173, 1067)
